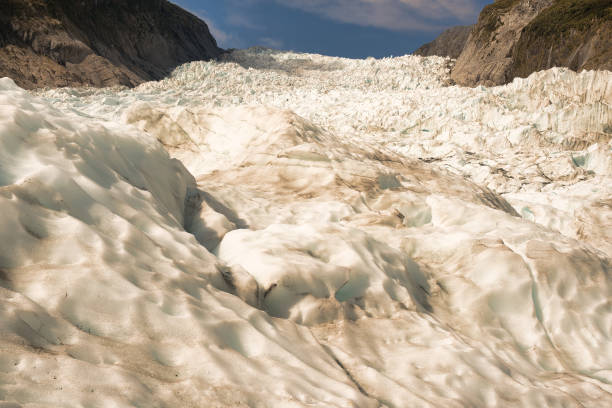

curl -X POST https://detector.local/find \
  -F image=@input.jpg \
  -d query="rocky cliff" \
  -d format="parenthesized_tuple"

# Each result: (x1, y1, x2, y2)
(447, 0, 611, 86)
(414, 25, 473, 59)
(0, 0, 222, 89)
(509, 0, 612, 81)
(451, 0, 555, 86)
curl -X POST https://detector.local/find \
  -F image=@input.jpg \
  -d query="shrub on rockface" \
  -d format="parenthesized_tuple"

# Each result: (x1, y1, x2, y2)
(510, 0, 612, 77)
(522, 0, 612, 36)
(475, 0, 521, 43)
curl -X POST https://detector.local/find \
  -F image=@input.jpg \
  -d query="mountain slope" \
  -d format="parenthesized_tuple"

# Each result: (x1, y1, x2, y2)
(413, 25, 473, 59)
(450, 0, 612, 86)
(509, 0, 612, 79)
(0, 0, 221, 89)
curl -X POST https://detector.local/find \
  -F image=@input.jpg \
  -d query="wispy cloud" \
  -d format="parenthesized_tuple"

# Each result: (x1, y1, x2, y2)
(227, 12, 265, 30)
(258, 37, 284, 49)
(208, 22, 233, 47)
(271, 0, 481, 31)
(192, 10, 243, 49)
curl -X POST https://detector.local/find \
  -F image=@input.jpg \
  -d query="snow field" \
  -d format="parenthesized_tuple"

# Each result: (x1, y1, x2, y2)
(0, 48, 611, 406)
(40, 49, 612, 255)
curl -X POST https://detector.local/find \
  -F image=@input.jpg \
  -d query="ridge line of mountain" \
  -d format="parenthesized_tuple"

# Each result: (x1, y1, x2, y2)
(415, 0, 612, 87)
(0, 0, 222, 89)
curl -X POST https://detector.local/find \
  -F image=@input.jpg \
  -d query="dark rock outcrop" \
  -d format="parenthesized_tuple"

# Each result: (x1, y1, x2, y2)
(450, 0, 612, 87)
(0, 0, 222, 89)
(414, 25, 473, 59)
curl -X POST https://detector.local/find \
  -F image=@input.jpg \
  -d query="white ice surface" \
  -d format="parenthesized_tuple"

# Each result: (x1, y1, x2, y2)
(1, 48, 611, 407)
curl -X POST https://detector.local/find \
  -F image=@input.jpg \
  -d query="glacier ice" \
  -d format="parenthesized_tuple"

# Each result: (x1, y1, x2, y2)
(0, 48, 611, 407)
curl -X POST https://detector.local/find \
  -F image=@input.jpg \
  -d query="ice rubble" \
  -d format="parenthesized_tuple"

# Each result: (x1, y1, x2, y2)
(40, 48, 612, 255)
(0, 48, 611, 407)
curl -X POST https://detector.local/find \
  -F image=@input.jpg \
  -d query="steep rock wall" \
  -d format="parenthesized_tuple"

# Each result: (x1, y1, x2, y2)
(451, 0, 611, 86)
(0, 0, 222, 89)
(414, 25, 473, 59)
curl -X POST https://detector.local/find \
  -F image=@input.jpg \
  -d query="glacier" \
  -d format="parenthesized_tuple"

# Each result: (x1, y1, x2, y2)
(0, 48, 611, 407)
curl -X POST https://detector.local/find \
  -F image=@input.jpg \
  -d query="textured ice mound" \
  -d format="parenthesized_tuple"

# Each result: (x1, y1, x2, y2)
(1, 48, 612, 407)
(39, 49, 612, 255)
(0, 78, 378, 408)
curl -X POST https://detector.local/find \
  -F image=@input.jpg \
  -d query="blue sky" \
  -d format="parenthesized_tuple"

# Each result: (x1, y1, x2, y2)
(173, 0, 493, 58)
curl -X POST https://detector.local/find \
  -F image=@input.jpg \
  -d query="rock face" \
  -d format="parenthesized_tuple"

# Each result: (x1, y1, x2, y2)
(0, 0, 222, 89)
(413, 25, 473, 59)
(509, 0, 612, 80)
(451, 0, 555, 86)
(450, 0, 612, 87)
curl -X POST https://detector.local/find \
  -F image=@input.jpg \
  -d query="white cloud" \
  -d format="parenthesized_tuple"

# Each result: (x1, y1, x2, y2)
(192, 10, 243, 49)
(227, 12, 265, 30)
(208, 22, 233, 46)
(271, 0, 481, 31)
(258, 37, 284, 49)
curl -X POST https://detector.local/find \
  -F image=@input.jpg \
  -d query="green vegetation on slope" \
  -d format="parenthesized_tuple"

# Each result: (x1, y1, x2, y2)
(511, 0, 612, 77)
(522, 0, 612, 36)
(476, 0, 521, 42)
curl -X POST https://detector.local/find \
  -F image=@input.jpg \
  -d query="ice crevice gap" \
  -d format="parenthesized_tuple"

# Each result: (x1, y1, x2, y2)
(318, 340, 437, 407)
(319, 342, 377, 403)
(500, 238, 581, 378)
